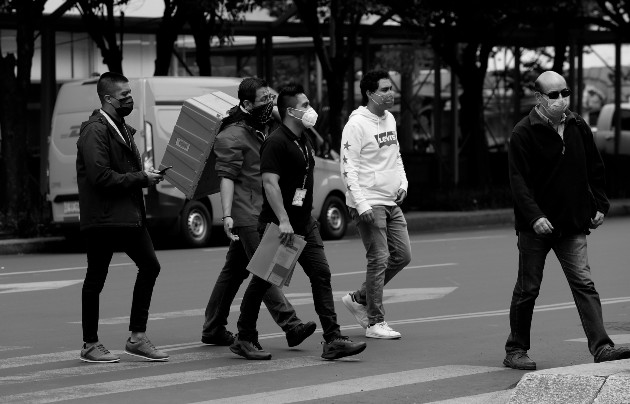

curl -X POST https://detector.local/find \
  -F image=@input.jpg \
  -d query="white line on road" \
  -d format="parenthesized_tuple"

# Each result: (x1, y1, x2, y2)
(566, 333, 630, 344)
(192, 365, 507, 404)
(0, 356, 331, 404)
(425, 389, 514, 404)
(331, 263, 457, 277)
(411, 235, 505, 244)
(0, 263, 131, 277)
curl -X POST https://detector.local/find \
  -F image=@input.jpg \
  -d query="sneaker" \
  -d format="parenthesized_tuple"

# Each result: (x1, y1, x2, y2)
(80, 342, 120, 363)
(230, 337, 272, 360)
(286, 321, 317, 347)
(201, 329, 235, 346)
(341, 292, 369, 329)
(321, 336, 367, 360)
(503, 351, 536, 370)
(365, 321, 401, 339)
(124, 336, 169, 361)
(594, 345, 630, 363)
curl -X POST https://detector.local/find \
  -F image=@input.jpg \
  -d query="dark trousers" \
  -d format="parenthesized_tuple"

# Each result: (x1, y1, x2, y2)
(237, 217, 341, 343)
(202, 225, 300, 337)
(82, 226, 161, 343)
(505, 231, 613, 357)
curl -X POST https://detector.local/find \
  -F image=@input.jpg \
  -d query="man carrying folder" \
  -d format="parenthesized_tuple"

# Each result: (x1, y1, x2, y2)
(231, 83, 367, 360)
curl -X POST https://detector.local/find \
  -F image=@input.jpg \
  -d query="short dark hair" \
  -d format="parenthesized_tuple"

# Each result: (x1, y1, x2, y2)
(97, 72, 129, 102)
(360, 70, 390, 105)
(277, 83, 305, 120)
(238, 77, 267, 104)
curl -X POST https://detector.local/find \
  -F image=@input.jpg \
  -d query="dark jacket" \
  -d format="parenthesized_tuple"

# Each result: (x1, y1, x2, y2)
(76, 109, 149, 230)
(213, 122, 265, 227)
(508, 107, 609, 234)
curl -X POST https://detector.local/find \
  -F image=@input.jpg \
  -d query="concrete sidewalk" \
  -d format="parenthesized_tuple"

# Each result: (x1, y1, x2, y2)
(2, 199, 630, 255)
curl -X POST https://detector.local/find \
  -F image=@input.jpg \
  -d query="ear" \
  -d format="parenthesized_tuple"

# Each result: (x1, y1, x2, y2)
(242, 100, 254, 111)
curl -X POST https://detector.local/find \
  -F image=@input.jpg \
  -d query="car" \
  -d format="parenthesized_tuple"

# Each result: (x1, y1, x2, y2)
(592, 103, 630, 155)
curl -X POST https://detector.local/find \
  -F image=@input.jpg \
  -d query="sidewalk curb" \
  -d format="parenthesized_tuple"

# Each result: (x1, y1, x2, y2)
(508, 359, 630, 403)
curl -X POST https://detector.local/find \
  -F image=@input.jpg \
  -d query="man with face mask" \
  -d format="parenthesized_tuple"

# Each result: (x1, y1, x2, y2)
(76, 72, 168, 363)
(339, 70, 411, 340)
(502, 71, 630, 370)
(230, 83, 367, 361)
(200, 77, 316, 349)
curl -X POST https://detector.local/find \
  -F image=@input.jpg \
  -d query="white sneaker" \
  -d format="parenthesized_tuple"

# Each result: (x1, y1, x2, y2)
(366, 321, 401, 339)
(341, 292, 368, 329)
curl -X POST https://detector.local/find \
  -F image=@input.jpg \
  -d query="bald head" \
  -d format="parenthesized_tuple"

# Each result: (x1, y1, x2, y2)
(534, 71, 567, 94)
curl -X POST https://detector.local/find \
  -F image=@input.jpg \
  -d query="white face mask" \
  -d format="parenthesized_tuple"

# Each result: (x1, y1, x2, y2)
(289, 107, 318, 129)
(370, 91, 395, 109)
(541, 95, 569, 118)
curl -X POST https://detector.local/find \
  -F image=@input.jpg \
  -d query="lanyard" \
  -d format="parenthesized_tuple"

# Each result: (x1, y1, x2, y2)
(100, 109, 130, 147)
(292, 139, 310, 189)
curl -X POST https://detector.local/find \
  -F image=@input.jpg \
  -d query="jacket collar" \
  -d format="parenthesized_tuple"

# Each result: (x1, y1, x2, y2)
(528, 106, 576, 128)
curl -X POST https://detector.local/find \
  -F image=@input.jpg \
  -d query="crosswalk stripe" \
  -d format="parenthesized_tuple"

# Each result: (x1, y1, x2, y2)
(0, 263, 131, 277)
(191, 365, 507, 404)
(0, 351, 231, 386)
(425, 389, 514, 403)
(0, 356, 330, 404)
(566, 333, 630, 344)
(0, 346, 28, 353)
(332, 263, 457, 277)
(411, 235, 505, 244)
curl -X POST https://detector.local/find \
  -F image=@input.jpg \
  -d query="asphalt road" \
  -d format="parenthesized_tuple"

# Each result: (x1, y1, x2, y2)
(1, 218, 630, 403)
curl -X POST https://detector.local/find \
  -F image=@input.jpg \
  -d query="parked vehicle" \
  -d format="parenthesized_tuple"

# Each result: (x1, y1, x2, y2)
(46, 77, 347, 247)
(592, 103, 630, 155)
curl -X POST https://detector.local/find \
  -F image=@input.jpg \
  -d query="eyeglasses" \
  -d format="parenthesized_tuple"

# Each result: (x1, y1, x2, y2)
(256, 93, 277, 103)
(542, 88, 571, 99)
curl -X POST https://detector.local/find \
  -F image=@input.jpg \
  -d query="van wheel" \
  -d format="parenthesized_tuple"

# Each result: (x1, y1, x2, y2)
(180, 201, 211, 247)
(319, 195, 347, 240)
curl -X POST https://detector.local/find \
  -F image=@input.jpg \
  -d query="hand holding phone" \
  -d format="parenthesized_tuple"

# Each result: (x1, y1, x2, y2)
(157, 166, 173, 175)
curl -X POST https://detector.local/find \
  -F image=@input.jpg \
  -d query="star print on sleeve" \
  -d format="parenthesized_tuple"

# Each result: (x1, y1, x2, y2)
(343, 141, 350, 150)
(343, 156, 348, 164)
(346, 184, 351, 190)
(343, 171, 348, 178)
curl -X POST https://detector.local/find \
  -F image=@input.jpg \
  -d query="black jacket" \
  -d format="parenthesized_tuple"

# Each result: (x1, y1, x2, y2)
(76, 109, 149, 230)
(508, 108, 609, 234)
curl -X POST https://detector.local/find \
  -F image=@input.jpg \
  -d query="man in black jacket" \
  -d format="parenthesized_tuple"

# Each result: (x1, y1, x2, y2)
(76, 72, 168, 363)
(503, 71, 630, 370)
(200, 77, 315, 350)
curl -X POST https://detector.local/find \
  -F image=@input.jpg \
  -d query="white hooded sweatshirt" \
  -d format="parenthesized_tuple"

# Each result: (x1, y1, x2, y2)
(341, 106, 408, 215)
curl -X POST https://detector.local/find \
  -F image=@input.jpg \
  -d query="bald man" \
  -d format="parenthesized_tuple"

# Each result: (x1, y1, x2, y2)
(503, 71, 630, 370)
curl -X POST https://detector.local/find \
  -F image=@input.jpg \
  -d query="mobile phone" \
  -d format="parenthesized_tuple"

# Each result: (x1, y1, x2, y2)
(157, 166, 173, 175)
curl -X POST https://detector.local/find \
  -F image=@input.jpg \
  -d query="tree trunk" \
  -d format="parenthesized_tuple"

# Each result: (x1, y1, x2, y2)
(189, 8, 212, 76)
(154, 0, 189, 76)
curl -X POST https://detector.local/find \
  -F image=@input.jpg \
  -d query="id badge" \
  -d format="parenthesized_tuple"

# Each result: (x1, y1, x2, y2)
(292, 188, 307, 206)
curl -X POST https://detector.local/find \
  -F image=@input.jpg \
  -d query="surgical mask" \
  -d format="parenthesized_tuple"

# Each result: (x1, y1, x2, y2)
(370, 91, 395, 108)
(541, 95, 568, 118)
(249, 101, 274, 124)
(108, 95, 134, 117)
(288, 107, 318, 129)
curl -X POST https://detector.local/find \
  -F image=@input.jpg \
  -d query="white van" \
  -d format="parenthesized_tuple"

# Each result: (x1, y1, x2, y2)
(46, 77, 348, 247)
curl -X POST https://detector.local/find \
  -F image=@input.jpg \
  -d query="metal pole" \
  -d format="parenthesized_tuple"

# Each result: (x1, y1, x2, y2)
(451, 65, 459, 186)
(614, 38, 622, 155)
(40, 26, 56, 196)
(512, 46, 521, 126)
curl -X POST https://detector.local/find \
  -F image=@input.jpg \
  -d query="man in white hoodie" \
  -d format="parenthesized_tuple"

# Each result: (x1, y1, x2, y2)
(340, 70, 412, 339)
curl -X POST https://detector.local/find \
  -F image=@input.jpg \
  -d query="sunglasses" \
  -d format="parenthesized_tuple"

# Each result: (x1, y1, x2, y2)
(542, 88, 571, 99)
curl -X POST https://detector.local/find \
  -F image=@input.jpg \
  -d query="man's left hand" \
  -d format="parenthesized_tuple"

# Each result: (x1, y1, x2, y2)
(395, 189, 407, 205)
(590, 211, 605, 229)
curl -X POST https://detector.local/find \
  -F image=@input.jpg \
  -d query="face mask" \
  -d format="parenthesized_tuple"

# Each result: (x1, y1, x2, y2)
(370, 92, 395, 109)
(108, 95, 134, 117)
(541, 95, 568, 118)
(249, 101, 274, 124)
(289, 107, 318, 129)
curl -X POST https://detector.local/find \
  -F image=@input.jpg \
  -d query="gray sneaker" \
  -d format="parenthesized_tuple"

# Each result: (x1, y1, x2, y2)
(80, 342, 120, 363)
(341, 292, 369, 329)
(124, 336, 169, 361)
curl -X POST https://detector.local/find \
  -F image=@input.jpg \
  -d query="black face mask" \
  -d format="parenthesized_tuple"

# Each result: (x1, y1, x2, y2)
(249, 101, 274, 125)
(109, 95, 134, 117)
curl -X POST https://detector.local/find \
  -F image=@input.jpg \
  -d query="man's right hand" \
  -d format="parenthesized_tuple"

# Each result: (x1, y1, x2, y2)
(278, 219, 295, 246)
(533, 217, 554, 235)
(145, 170, 163, 186)
(359, 209, 375, 224)
(223, 217, 239, 241)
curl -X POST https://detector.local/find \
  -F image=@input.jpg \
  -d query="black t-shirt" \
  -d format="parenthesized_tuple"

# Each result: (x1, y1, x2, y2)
(259, 124, 315, 234)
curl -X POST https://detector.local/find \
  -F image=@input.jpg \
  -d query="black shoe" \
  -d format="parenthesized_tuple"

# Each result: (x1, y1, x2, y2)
(594, 345, 630, 363)
(286, 321, 317, 347)
(201, 329, 235, 346)
(503, 351, 536, 370)
(321, 336, 366, 360)
(229, 338, 272, 360)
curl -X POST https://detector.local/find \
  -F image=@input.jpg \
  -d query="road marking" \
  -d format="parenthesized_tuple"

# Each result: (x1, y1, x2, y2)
(0, 346, 28, 353)
(425, 389, 514, 403)
(76, 287, 459, 325)
(0, 263, 131, 277)
(0, 280, 83, 294)
(192, 365, 507, 404)
(411, 235, 505, 244)
(332, 263, 458, 276)
(0, 356, 331, 404)
(0, 351, 232, 386)
(566, 333, 630, 344)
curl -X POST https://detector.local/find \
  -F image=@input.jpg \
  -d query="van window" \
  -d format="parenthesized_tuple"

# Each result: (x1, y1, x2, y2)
(612, 109, 630, 131)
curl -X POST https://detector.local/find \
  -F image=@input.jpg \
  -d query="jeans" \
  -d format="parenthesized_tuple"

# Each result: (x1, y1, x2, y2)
(202, 225, 301, 337)
(505, 231, 613, 357)
(350, 205, 412, 325)
(82, 227, 161, 343)
(237, 217, 341, 342)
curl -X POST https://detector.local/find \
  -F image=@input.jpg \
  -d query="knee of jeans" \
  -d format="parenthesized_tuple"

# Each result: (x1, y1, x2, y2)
(368, 251, 389, 266)
(399, 249, 412, 267)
